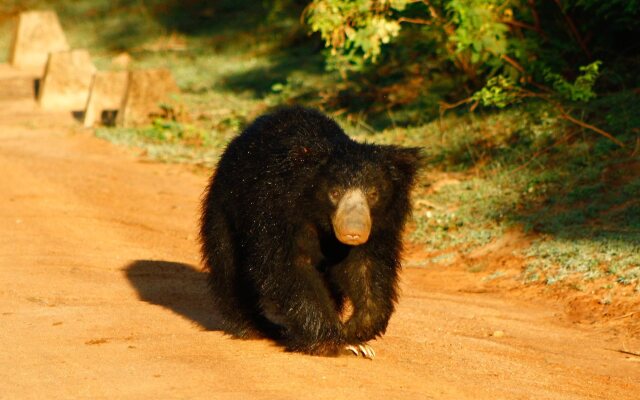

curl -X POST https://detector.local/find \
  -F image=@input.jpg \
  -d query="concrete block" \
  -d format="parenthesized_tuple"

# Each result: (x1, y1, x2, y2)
(116, 68, 180, 127)
(111, 52, 132, 69)
(38, 49, 97, 111)
(83, 71, 129, 127)
(8, 10, 70, 73)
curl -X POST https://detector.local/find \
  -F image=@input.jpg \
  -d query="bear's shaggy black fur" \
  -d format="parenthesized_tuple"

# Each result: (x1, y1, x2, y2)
(200, 106, 421, 356)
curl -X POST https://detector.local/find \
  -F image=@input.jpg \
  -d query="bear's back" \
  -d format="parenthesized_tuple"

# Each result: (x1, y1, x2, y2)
(211, 107, 356, 216)
(242, 106, 349, 151)
(217, 106, 353, 182)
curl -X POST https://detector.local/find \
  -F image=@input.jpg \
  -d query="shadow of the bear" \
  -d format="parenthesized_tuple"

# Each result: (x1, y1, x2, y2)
(124, 260, 222, 331)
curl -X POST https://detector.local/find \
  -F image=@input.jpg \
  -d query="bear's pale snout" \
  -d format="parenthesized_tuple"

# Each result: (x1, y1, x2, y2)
(332, 189, 371, 246)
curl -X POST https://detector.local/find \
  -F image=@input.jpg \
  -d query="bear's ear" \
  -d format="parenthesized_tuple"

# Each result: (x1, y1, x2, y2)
(385, 146, 423, 184)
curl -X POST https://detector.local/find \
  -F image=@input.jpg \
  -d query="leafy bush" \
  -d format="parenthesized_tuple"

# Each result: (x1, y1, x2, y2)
(305, 0, 640, 139)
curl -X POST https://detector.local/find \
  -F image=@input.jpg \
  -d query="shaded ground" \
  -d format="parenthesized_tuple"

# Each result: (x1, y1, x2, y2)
(0, 64, 638, 399)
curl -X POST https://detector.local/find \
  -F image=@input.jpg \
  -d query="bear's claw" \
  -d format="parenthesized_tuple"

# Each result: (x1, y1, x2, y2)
(345, 344, 375, 359)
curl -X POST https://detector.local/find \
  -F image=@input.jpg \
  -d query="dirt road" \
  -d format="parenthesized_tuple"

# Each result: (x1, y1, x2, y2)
(0, 64, 638, 399)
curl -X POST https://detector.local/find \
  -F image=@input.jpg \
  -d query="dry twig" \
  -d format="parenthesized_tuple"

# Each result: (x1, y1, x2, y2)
(611, 311, 639, 321)
(616, 348, 640, 357)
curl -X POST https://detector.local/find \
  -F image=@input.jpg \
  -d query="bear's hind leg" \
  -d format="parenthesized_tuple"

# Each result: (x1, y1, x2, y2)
(208, 270, 263, 339)
(202, 202, 261, 339)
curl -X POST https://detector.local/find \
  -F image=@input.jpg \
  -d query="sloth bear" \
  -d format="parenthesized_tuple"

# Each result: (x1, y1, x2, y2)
(200, 106, 421, 358)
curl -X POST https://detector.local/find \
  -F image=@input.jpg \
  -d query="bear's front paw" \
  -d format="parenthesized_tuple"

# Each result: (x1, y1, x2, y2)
(344, 343, 375, 359)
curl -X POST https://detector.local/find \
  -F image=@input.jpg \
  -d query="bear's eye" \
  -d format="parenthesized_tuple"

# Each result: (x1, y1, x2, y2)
(367, 188, 379, 203)
(329, 189, 341, 204)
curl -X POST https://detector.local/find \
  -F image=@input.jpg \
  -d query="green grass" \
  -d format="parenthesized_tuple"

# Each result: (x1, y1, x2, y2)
(2, 1, 639, 292)
(523, 237, 640, 286)
(94, 121, 224, 167)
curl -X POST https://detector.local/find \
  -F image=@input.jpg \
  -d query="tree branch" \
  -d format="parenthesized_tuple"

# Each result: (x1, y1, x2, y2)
(439, 97, 473, 114)
(501, 54, 526, 74)
(398, 17, 433, 25)
(500, 18, 547, 39)
(557, 109, 624, 147)
(527, 0, 541, 32)
(552, 0, 592, 59)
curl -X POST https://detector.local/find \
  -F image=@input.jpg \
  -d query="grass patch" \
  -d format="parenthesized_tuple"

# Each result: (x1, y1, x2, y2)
(94, 119, 227, 167)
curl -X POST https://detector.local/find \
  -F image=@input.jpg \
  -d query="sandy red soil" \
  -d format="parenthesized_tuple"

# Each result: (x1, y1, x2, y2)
(0, 64, 638, 399)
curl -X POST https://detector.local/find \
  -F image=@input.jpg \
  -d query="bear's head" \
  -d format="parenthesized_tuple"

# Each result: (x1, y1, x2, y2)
(311, 143, 422, 246)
